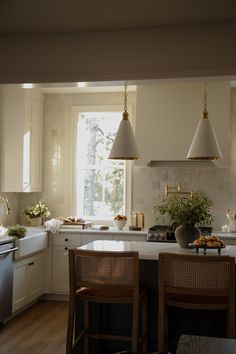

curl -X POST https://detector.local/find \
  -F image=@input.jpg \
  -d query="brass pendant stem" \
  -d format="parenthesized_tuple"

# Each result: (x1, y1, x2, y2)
(202, 82, 208, 119)
(123, 82, 129, 120)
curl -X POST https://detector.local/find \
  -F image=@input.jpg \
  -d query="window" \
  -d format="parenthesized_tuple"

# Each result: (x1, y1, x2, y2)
(73, 106, 131, 222)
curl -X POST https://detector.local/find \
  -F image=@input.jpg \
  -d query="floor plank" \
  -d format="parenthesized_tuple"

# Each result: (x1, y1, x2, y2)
(0, 301, 68, 354)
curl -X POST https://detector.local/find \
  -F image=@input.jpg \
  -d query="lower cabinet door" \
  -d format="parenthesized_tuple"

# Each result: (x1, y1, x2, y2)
(52, 245, 70, 294)
(13, 262, 29, 312)
(28, 256, 44, 301)
(13, 253, 45, 312)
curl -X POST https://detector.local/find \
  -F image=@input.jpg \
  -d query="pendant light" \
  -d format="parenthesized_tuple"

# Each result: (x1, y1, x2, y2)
(109, 83, 139, 160)
(187, 82, 222, 160)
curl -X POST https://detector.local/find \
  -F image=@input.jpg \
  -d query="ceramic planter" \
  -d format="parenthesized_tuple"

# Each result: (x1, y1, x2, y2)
(175, 224, 201, 248)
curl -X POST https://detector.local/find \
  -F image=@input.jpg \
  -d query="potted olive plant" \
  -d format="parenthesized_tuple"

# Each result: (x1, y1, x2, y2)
(153, 191, 213, 248)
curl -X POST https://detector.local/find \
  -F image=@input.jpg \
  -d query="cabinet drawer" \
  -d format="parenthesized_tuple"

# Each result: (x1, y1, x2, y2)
(53, 233, 82, 246)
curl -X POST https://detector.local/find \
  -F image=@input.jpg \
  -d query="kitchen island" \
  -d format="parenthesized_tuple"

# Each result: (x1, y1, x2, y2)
(75, 240, 236, 354)
(79, 239, 236, 259)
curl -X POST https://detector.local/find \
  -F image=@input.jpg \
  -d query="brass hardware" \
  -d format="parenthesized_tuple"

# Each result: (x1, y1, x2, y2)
(202, 82, 208, 119)
(123, 83, 129, 120)
(0, 195, 12, 214)
(164, 182, 193, 196)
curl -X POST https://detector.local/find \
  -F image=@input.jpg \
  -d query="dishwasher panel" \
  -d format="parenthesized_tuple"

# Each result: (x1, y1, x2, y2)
(0, 242, 17, 323)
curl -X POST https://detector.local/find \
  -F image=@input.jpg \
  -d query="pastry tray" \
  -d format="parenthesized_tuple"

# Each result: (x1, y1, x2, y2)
(188, 243, 225, 255)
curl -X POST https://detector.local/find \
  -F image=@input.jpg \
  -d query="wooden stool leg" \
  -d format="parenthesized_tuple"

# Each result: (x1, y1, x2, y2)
(227, 307, 235, 338)
(132, 302, 139, 352)
(158, 303, 165, 352)
(142, 292, 148, 353)
(84, 300, 89, 354)
(66, 295, 75, 354)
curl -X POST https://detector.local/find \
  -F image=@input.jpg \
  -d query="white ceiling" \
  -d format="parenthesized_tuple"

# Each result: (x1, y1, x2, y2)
(0, 0, 236, 35)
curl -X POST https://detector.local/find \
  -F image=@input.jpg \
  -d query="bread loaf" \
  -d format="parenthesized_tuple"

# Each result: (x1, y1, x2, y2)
(193, 234, 224, 248)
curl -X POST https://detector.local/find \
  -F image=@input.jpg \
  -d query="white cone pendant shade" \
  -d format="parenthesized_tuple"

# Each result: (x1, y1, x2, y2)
(187, 117, 222, 160)
(109, 83, 139, 160)
(109, 112, 139, 160)
(187, 82, 222, 160)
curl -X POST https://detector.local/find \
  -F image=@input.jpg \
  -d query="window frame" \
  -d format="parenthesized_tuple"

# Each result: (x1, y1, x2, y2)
(71, 105, 132, 225)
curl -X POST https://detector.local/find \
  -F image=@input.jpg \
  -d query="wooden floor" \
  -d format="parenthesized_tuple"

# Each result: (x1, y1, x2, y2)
(0, 301, 68, 354)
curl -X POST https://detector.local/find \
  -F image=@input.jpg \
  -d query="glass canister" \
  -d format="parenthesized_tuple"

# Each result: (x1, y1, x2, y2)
(131, 212, 139, 227)
(138, 212, 145, 229)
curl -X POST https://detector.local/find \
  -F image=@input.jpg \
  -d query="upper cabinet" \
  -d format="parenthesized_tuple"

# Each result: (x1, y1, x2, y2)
(0, 88, 44, 192)
(135, 82, 230, 167)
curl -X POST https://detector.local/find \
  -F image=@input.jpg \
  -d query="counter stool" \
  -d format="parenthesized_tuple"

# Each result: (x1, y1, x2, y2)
(66, 249, 148, 354)
(158, 252, 235, 352)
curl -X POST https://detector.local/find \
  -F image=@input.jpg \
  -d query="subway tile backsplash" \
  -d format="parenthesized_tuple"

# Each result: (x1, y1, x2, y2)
(2, 88, 234, 232)
(132, 165, 234, 230)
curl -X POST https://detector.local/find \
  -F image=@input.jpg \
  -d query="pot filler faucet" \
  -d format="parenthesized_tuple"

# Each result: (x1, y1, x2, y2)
(0, 194, 12, 215)
(164, 182, 193, 197)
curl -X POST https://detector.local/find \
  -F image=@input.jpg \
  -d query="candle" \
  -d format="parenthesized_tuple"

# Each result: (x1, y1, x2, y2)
(222, 225, 229, 232)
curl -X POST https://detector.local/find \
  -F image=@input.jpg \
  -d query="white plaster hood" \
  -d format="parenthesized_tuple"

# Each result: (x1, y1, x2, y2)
(135, 82, 231, 168)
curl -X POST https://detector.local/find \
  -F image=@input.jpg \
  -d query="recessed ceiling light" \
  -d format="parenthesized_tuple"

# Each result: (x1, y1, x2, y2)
(76, 82, 87, 88)
(22, 83, 33, 89)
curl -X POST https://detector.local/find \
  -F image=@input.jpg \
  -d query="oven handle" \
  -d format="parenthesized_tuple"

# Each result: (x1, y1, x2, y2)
(0, 247, 18, 256)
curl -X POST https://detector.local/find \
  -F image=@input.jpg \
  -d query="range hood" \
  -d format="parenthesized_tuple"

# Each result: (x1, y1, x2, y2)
(135, 82, 230, 168)
(147, 160, 220, 168)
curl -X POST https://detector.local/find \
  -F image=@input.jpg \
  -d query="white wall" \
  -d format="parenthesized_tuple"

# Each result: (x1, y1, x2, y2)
(132, 88, 236, 230)
(135, 82, 230, 166)
(16, 87, 236, 232)
(19, 91, 137, 220)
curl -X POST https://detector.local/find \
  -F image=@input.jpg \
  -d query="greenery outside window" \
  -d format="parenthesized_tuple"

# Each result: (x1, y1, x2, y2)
(73, 105, 132, 223)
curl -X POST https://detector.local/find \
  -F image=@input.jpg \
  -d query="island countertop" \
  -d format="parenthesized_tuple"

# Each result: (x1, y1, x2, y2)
(79, 240, 236, 260)
(59, 226, 147, 236)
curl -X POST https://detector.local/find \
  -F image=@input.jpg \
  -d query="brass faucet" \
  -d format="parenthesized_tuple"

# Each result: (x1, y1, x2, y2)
(164, 182, 193, 197)
(0, 195, 12, 214)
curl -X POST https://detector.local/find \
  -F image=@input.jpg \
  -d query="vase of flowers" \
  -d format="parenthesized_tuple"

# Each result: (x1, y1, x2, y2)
(153, 191, 213, 248)
(23, 201, 51, 226)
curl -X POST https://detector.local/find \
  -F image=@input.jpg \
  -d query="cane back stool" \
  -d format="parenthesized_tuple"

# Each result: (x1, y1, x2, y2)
(158, 252, 235, 352)
(66, 249, 148, 354)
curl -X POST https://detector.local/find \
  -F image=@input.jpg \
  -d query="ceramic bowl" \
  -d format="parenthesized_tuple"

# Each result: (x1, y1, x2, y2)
(113, 219, 127, 230)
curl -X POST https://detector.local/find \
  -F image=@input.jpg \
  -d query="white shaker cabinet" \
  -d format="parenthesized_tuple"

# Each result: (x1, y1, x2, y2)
(52, 232, 113, 294)
(52, 233, 82, 294)
(13, 253, 45, 312)
(0, 88, 43, 192)
(51, 231, 145, 295)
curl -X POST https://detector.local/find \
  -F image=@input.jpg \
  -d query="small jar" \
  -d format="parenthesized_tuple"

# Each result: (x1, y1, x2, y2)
(131, 212, 139, 227)
(138, 212, 145, 229)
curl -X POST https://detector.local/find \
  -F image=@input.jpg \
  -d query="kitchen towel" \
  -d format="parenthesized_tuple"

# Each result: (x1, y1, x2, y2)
(44, 218, 63, 233)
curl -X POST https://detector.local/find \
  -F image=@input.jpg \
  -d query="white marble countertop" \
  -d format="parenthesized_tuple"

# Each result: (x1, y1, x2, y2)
(0, 235, 16, 245)
(59, 226, 147, 236)
(79, 240, 236, 260)
(213, 231, 236, 239)
(0, 227, 46, 245)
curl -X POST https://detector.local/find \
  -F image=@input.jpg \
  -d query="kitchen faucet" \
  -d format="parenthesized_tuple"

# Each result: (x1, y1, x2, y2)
(164, 182, 193, 197)
(0, 194, 12, 214)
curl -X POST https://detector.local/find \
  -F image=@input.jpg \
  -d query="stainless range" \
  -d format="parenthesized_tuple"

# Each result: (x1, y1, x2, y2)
(147, 225, 212, 242)
(147, 225, 176, 242)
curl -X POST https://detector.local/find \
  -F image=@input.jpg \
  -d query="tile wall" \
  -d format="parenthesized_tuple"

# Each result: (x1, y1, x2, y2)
(4, 88, 235, 231)
(133, 88, 236, 230)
